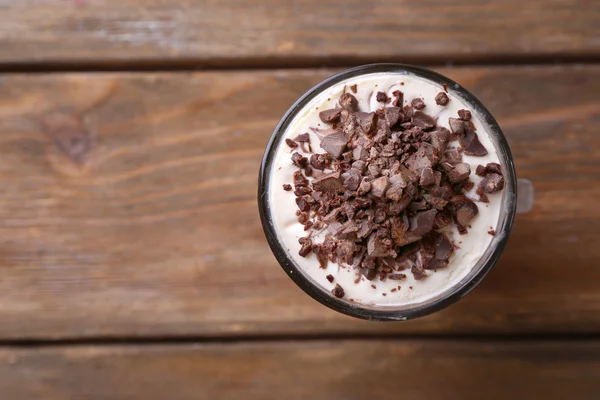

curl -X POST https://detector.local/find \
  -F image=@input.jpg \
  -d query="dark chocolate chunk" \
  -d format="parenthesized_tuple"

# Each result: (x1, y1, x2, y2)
(420, 167, 435, 186)
(386, 184, 404, 201)
(412, 111, 437, 130)
(458, 109, 472, 121)
(484, 162, 502, 175)
(361, 267, 377, 281)
(332, 284, 345, 298)
(339, 93, 359, 112)
(433, 232, 453, 260)
(454, 124, 488, 156)
(480, 173, 504, 194)
(283, 184, 292, 191)
(298, 237, 312, 257)
(370, 176, 390, 198)
(341, 169, 361, 191)
(463, 132, 488, 156)
(352, 160, 367, 172)
(326, 274, 334, 283)
(319, 108, 342, 124)
(367, 233, 396, 258)
(376, 91, 388, 102)
(285, 138, 298, 148)
(447, 162, 471, 183)
(433, 209, 453, 229)
(488, 229, 496, 236)
(449, 117, 468, 135)
(435, 92, 449, 105)
(309, 153, 330, 170)
(430, 127, 450, 154)
(293, 170, 309, 187)
(391, 90, 404, 107)
(320, 132, 348, 158)
(384, 107, 402, 128)
(411, 98, 426, 110)
(291, 152, 308, 168)
(475, 164, 486, 176)
(352, 144, 369, 161)
(357, 178, 372, 195)
(405, 143, 437, 173)
(295, 133, 310, 142)
(410, 209, 438, 236)
(350, 84, 357, 94)
(312, 171, 346, 193)
(355, 112, 376, 135)
(452, 196, 479, 227)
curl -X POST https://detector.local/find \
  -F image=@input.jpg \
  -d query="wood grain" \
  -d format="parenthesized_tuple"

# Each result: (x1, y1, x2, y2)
(1, 340, 599, 399)
(0, 0, 598, 67)
(0, 66, 599, 339)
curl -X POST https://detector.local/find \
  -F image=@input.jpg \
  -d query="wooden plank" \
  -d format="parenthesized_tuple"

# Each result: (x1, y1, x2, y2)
(0, 0, 598, 66)
(0, 66, 599, 339)
(1, 340, 599, 399)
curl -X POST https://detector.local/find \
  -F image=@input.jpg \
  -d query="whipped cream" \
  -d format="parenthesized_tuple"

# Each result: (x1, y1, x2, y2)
(268, 72, 503, 306)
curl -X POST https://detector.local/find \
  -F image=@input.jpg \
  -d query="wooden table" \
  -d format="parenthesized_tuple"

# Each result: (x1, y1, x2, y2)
(0, 1, 599, 398)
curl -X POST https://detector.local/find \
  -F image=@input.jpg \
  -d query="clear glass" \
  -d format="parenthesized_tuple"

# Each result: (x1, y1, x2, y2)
(258, 64, 519, 321)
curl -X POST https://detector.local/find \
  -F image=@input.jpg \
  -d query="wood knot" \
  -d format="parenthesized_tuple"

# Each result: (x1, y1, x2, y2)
(42, 111, 94, 165)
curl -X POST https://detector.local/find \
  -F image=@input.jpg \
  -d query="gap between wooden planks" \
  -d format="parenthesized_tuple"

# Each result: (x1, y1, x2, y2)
(1, 339, 599, 399)
(0, 0, 598, 67)
(0, 65, 598, 340)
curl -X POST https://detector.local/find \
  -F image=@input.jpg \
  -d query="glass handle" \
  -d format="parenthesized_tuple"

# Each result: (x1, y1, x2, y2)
(516, 179, 534, 214)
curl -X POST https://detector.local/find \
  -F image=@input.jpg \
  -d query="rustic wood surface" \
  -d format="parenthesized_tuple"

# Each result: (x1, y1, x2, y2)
(1, 340, 599, 399)
(0, 0, 599, 67)
(0, 65, 598, 340)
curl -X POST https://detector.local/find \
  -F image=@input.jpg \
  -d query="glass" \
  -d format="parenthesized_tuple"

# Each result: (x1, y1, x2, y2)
(258, 64, 526, 321)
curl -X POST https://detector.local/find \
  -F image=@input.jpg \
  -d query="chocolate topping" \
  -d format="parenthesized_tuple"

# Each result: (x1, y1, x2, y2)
(332, 284, 345, 298)
(283, 88, 503, 283)
(350, 84, 358, 94)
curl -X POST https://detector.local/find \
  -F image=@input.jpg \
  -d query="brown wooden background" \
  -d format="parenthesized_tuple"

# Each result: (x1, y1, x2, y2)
(0, 1, 599, 399)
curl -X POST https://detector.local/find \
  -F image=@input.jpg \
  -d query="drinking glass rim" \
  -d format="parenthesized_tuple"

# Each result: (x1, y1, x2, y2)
(258, 63, 517, 321)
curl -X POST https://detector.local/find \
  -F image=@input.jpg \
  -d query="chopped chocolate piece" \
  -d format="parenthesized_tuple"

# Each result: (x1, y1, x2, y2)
(433, 209, 453, 229)
(327, 220, 344, 235)
(430, 127, 450, 154)
(391, 90, 404, 107)
(384, 107, 402, 128)
(295, 133, 310, 142)
(313, 171, 345, 193)
(392, 226, 422, 246)
(352, 160, 367, 173)
(319, 108, 342, 124)
(352, 144, 369, 162)
(341, 169, 361, 191)
(354, 112, 376, 135)
(376, 91, 388, 102)
(361, 267, 377, 281)
(411, 98, 426, 110)
(336, 240, 357, 264)
(480, 173, 504, 194)
(433, 232, 453, 260)
(298, 237, 312, 257)
(350, 84, 357, 94)
(357, 220, 375, 239)
(357, 178, 372, 195)
(295, 196, 310, 212)
(388, 273, 407, 280)
(283, 184, 292, 191)
(367, 233, 396, 258)
(332, 284, 345, 298)
(326, 274, 334, 283)
(452, 196, 479, 227)
(386, 184, 404, 201)
(449, 117, 468, 135)
(320, 132, 348, 158)
(285, 138, 298, 148)
(405, 143, 437, 173)
(402, 105, 414, 122)
(475, 164, 486, 176)
(410, 209, 438, 236)
(309, 153, 330, 170)
(484, 162, 502, 175)
(447, 162, 471, 183)
(408, 201, 428, 211)
(426, 259, 449, 270)
(291, 152, 308, 168)
(339, 93, 359, 112)
(453, 123, 488, 156)
(444, 149, 463, 164)
(420, 168, 435, 186)
(370, 176, 390, 198)
(458, 109, 472, 121)
(435, 92, 449, 105)
(412, 110, 436, 130)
